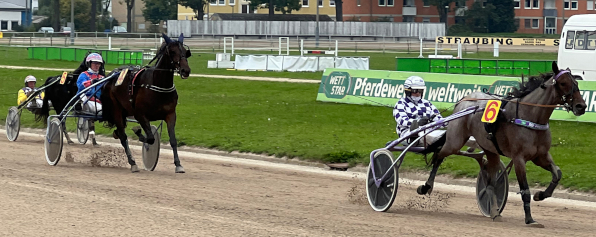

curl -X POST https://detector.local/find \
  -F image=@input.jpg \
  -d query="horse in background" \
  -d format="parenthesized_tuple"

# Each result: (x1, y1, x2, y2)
(35, 54, 106, 145)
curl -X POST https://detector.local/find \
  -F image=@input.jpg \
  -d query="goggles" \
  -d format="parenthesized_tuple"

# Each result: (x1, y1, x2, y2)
(407, 89, 424, 94)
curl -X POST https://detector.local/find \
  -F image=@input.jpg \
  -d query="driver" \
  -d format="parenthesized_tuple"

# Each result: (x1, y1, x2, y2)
(393, 76, 443, 146)
(17, 75, 45, 112)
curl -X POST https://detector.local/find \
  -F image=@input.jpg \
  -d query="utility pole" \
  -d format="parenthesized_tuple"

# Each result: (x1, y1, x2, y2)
(316, 0, 320, 47)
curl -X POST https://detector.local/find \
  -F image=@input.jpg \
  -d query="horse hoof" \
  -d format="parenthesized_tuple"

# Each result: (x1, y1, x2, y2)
(533, 191, 545, 201)
(112, 131, 119, 139)
(492, 215, 503, 222)
(131, 165, 140, 173)
(527, 222, 545, 228)
(175, 166, 185, 173)
(67, 140, 74, 145)
(417, 184, 431, 195)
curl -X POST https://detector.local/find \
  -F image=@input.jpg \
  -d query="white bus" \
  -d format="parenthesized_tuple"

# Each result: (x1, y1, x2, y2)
(558, 14, 596, 81)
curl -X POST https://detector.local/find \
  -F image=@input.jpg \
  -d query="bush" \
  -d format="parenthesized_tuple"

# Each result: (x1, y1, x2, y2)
(448, 24, 472, 35)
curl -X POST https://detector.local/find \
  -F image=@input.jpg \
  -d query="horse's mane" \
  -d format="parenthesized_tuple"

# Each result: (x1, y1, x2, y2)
(509, 72, 553, 98)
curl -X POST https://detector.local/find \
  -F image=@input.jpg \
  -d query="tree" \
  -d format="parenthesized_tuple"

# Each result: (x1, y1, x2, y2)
(120, 0, 134, 32)
(179, 0, 207, 20)
(143, 0, 178, 24)
(249, 0, 302, 18)
(487, 0, 517, 32)
(465, 1, 495, 33)
(335, 0, 343, 21)
(429, 0, 454, 23)
(59, 0, 92, 31)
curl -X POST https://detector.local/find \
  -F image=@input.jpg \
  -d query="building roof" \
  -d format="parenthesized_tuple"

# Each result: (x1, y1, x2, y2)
(210, 13, 333, 21)
(0, 0, 26, 9)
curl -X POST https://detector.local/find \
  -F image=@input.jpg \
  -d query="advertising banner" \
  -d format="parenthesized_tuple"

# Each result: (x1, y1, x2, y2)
(435, 36, 559, 46)
(317, 69, 596, 122)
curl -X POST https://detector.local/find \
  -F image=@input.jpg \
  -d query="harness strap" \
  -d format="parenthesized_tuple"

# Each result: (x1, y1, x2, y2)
(511, 119, 549, 130)
(138, 84, 177, 93)
(129, 68, 146, 96)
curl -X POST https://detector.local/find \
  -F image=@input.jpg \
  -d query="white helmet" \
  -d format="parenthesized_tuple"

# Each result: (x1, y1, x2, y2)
(24, 75, 37, 83)
(404, 76, 425, 90)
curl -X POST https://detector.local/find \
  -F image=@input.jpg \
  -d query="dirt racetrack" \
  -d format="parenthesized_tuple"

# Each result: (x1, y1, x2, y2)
(1, 130, 595, 236)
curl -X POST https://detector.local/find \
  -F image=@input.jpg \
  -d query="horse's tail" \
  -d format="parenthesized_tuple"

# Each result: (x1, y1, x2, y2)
(100, 81, 116, 129)
(34, 77, 55, 123)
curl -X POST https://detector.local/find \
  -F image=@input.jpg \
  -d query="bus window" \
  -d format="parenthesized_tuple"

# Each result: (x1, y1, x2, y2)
(575, 31, 586, 50)
(566, 31, 575, 49)
(588, 31, 596, 50)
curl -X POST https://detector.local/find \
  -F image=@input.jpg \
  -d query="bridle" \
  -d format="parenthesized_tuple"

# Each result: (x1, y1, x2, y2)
(547, 69, 580, 112)
(149, 42, 190, 76)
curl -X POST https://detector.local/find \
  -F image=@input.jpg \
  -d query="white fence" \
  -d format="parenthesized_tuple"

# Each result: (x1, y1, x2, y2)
(167, 20, 445, 40)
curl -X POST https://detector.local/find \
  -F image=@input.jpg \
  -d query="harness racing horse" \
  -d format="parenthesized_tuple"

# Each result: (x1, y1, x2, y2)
(418, 62, 587, 227)
(35, 55, 106, 145)
(101, 33, 191, 173)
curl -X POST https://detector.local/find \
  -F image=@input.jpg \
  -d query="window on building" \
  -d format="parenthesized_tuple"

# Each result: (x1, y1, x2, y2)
(564, 0, 569, 8)
(588, 1, 594, 10)
(566, 31, 575, 49)
(387, 0, 394, 6)
(423, 0, 430, 7)
(515, 19, 520, 29)
(210, 0, 216, 4)
(230, 0, 235, 5)
(525, 0, 531, 8)
(379, 0, 385, 6)
(571, 1, 578, 9)
(403, 16, 415, 22)
(219, 0, 225, 5)
(532, 0, 539, 8)
(319, 0, 323, 7)
(330, 0, 335, 6)
(403, 0, 414, 6)
(302, 0, 309, 6)
(524, 19, 531, 29)
(0, 21, 7, 30)
(514, 0, 520, 8)
(423, 17, 430, 23)
(532, 19, 539, 28)
(357, 0, 361, 6)
(11, 21, 18, 30)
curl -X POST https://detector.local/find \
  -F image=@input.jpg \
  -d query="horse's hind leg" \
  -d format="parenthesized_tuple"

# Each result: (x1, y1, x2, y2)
(484, 151, 503, 222)
(532, 152, 561, 202)
(513, 156, 544, 227)
(417, 131, 468, 195)
(89, 120, 99, 147)
(61, 123, 74, 144)
(165, 113, 185, 173)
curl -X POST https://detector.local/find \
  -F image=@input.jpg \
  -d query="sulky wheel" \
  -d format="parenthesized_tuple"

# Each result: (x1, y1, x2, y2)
(76, 117, 90, 144)
(6, 107, 21, 141)
(142, 125, 160, 171)
(44, 118, 64, 166)
(476, 159, 509, 217)
(366, 149, 399, 212)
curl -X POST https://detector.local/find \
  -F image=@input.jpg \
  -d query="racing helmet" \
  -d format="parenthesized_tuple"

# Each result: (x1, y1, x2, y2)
(404, 76, 425, 97)
(24, 75, 37, 85)
(85, 53, 104, 67)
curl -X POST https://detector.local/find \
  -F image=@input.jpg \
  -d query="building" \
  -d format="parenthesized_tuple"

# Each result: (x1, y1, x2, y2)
(342, 0, 596, 35)
(111, 0, 152, 32)
(0, 0, 33, 31)
(178, 0, 337, 20)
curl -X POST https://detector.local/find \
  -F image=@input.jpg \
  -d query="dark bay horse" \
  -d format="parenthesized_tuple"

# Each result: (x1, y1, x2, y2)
(35, 56, 105, 145)
(101, 33, 191, 173)
(417, 62, 587, 227)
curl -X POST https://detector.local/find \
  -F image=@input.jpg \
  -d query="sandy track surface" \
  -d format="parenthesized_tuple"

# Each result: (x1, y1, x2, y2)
(1, 131, 595, 236)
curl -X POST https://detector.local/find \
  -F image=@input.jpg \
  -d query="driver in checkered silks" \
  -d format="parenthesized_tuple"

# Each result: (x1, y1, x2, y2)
(393, 76, 445, 146)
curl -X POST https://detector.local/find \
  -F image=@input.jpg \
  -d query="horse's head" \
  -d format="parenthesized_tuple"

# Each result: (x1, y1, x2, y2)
(551, 62, 587, 116)
(162, 33, 192, 79)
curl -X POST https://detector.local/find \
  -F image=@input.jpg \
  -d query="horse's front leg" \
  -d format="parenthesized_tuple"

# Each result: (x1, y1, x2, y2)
(513, 157, 544, 228)
(165, 113, 184, 173)
(133, 116, 155, 145)
(532, 152, 561, 202)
